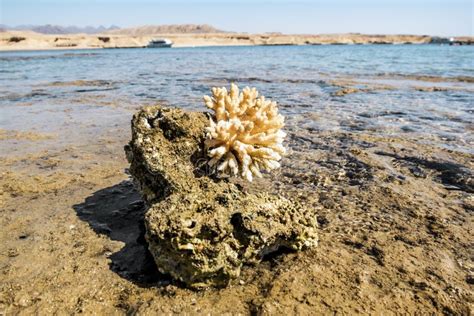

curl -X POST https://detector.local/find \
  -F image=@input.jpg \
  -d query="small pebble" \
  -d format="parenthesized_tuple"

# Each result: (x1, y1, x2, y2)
(8, 248, 19, 257)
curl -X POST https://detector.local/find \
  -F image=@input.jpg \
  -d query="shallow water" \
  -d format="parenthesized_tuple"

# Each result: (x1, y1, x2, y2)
(1, 45, 473, 153)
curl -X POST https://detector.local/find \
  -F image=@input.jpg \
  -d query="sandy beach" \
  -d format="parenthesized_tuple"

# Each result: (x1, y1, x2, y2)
(2, 30, 472, 51)
(1, 42, 473, 312)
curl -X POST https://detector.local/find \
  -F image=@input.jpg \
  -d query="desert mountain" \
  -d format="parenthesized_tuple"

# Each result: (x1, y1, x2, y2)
(105, 24, 225, 35)
(0, 24, 120, 34)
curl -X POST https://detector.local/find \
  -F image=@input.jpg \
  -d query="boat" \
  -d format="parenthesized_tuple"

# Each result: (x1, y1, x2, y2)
(146, 39, 173, 48)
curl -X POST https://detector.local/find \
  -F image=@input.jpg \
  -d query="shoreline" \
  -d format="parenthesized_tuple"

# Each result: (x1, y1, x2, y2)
(1, 31, 472, 51)
(0, 42, 455, 53)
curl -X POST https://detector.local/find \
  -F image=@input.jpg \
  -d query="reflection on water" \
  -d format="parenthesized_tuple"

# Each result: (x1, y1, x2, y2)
(0, 45, 473, 153)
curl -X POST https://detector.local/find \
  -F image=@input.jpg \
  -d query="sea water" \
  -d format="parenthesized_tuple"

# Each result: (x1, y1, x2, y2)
(0, 45, 473, 153)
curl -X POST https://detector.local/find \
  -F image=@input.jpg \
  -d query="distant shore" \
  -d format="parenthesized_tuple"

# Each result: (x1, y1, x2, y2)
(1, 31, 473, 51)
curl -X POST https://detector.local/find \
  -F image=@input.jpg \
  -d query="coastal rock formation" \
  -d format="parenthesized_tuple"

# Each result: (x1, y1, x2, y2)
(124, 106, 318, 288)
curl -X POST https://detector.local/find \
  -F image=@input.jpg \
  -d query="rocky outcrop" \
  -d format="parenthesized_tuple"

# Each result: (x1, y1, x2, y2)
(106, 24, 225, 35)
(124, 106, 318, 288)
(1, 24, 120, 34)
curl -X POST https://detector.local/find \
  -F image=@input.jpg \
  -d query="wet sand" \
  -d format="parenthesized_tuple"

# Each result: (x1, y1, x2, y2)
(1, 69, 473, 313)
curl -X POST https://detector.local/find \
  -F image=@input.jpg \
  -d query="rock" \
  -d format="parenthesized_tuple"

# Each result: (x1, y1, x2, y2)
(125, 106, 318, 288)
(414, 86, 448, 92)
(331, 87, 360, 97)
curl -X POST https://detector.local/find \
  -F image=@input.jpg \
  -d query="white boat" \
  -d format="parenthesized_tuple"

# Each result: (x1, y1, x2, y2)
(147, 39, 173, 48)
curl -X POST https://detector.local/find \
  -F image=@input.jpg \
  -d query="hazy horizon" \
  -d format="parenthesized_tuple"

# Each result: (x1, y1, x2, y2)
(1, 0, 473, 36)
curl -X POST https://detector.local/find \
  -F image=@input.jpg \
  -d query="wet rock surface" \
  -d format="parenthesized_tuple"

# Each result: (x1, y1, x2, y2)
(124, 106, 318, 288)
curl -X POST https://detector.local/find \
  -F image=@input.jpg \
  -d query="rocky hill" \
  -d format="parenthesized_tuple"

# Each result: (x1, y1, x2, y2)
(0, 24, 120, 34)
(105, 24, 225, 35)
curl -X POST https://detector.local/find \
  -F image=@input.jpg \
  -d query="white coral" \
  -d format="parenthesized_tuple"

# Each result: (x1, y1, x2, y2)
(203, 83, 286, 182)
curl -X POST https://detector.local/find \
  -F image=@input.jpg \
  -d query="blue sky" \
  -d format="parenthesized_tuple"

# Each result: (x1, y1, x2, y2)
(1, 0, 472, 36)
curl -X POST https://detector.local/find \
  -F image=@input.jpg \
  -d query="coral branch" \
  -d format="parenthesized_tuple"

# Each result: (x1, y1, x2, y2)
(204, 83, 286, 181)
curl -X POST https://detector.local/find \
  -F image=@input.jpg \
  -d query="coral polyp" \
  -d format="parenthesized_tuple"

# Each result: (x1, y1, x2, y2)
(204, 83, 286, 181)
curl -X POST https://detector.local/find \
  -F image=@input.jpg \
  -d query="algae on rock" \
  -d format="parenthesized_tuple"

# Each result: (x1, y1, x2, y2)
(125, 106, 318, 288)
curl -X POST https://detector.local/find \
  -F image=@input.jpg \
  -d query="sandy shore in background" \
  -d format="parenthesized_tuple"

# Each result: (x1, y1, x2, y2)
(2, 31, 471, 51)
